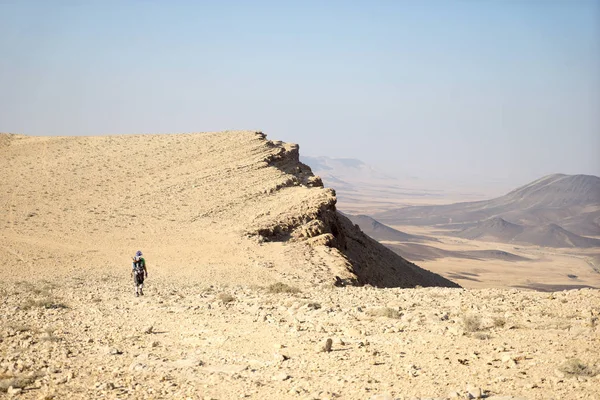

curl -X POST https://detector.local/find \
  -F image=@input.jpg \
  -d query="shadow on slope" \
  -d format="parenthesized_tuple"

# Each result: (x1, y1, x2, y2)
(386, 242, 529, 263)
(512, 283, 598, 292)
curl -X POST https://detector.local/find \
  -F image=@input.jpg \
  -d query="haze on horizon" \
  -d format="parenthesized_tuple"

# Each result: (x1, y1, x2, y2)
(1, 1, 599, 189)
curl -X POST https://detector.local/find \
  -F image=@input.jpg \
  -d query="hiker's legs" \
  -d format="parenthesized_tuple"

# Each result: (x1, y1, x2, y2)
(139, 273, 145, 295)
(133, 272, 144, 296)
(133, 274, 140, 296)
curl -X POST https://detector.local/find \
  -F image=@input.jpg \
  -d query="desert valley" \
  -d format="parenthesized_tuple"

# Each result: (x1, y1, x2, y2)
(1, 131, 599, 400)
(305, 157, 600, 292)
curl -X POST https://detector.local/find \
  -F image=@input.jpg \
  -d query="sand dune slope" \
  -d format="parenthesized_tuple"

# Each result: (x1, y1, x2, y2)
(0, 131, 455, 288)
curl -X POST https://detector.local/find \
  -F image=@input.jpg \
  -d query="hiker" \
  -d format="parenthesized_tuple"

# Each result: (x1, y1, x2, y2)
(131, 250, 148, 297)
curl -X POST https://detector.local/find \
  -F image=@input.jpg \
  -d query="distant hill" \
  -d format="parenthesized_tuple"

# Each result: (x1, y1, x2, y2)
(455, 217, 600, 248)
(374, 174, 600, 247)
(341, 213, 437, 243)
(455, 217, 524, 241)
(512, 224, 600, 248)
(341, 213, 529, 262)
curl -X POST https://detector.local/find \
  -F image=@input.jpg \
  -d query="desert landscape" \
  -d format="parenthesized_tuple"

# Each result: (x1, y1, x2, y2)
(306, 158, 600, 292)
(1, 131, 599, 400)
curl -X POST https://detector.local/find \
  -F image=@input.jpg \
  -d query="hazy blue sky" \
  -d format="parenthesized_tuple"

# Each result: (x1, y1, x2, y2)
(1, 1, 599, 187)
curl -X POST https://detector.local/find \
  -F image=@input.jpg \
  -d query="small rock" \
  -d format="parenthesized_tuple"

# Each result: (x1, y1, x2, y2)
(143, 326, 154, 334)
(55, 376, 67, 385)
(97, 382, 115, 390)
(322, 338, 332, 352)
(271, 372, 290, 381)
(466, 385, 483, 399)
(7, 386, 22, 395)
(129, 362, 147, 371)
(524, 382, 538, 389)
(107, 347, 122, 355)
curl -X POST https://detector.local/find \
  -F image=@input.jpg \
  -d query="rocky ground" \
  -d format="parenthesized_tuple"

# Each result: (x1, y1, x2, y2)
(2, 131, 599, 399)
(1, 275, 599, 400)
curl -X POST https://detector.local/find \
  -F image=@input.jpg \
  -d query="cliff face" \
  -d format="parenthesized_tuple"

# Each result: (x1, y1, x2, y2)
(0, 130, 457, 288)
(245, 134, 458, 288)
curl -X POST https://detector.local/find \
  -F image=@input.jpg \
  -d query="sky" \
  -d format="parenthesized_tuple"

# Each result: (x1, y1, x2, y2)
(1, 0, 599, 188)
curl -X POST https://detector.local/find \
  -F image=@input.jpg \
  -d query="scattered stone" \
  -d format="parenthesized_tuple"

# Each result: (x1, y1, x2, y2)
(467, 384, 483, 398)
(271, 372, 290, 381)
(55, 376, 67, 385)
(322, 338, 333, 353)
(96, 382, 115, 390)
(143, 326, 154, 334)
(106, 347, 122, 355)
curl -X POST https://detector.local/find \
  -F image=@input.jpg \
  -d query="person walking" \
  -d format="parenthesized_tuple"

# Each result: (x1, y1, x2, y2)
(131, 250, 148, 297)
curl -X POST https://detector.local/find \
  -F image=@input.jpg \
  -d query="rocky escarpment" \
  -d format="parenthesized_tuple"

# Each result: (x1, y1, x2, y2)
(248, 134, 459, 288)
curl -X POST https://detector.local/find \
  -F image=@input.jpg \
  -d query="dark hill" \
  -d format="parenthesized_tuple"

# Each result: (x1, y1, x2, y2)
(342, 213, 437, 243)
(513, 224, 600, 248)
(455, 217, 524, 241)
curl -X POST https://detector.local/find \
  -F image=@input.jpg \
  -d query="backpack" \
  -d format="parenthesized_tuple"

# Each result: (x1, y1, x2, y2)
(133, 256, 145, 272)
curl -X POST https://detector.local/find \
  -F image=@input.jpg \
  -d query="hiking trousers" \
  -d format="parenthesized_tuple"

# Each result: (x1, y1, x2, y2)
(133, 269, 145, 294)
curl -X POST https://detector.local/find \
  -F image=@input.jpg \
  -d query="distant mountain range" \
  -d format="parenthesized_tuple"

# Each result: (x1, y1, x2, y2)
(343, 213, 530, 262)
(374, 174, 600, 248)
